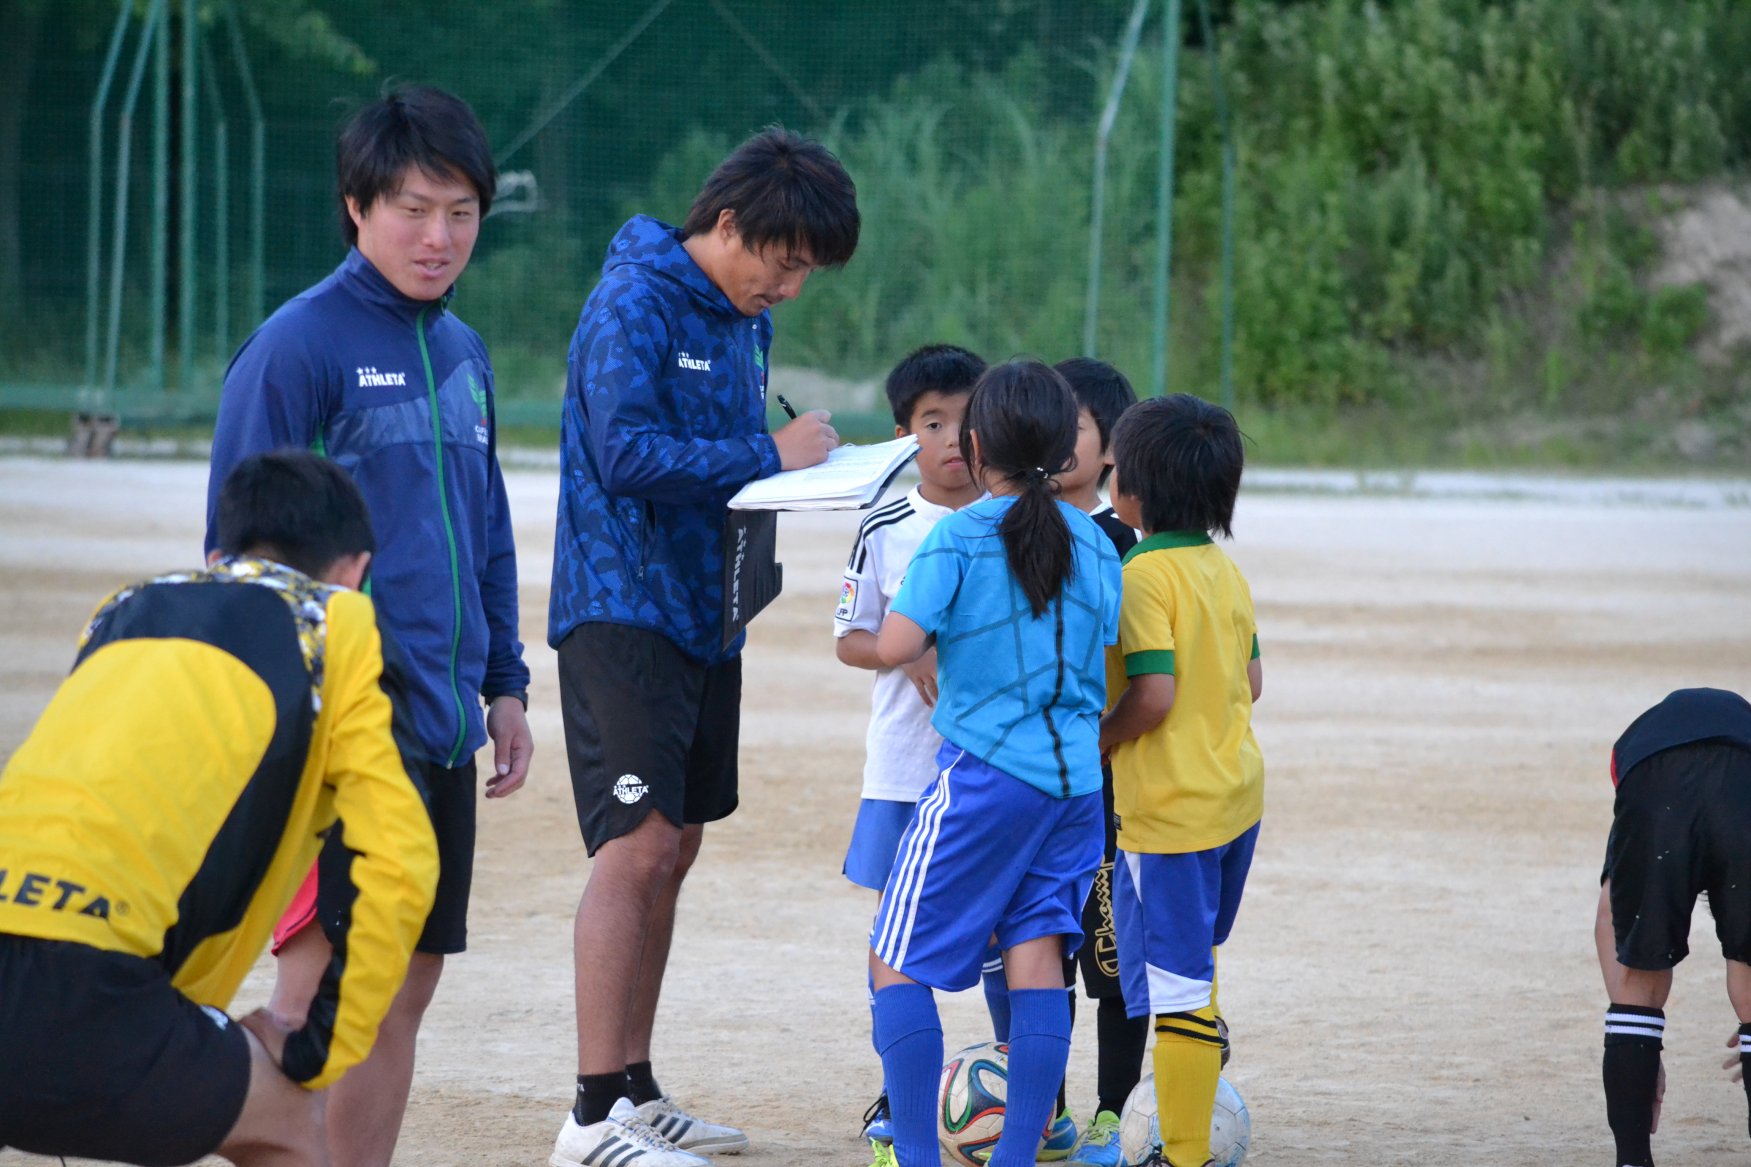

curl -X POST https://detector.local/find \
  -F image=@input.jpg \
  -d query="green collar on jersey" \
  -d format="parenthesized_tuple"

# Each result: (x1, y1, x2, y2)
(1123, 529, 1213, 565)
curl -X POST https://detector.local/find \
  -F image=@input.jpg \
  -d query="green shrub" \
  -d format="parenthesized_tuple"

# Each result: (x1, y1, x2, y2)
(604, 0, 1751, 412)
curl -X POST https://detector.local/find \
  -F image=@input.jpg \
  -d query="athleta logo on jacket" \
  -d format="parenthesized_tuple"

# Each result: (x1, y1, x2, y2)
(0, 868, 114, 919)
(677, 352, 711, 372)
(356, 366, 408, 388)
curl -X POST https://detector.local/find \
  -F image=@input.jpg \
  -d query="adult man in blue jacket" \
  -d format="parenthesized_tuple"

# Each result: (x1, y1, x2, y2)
(548, 128, 858, 1166)
(205, 85, 532, 1167)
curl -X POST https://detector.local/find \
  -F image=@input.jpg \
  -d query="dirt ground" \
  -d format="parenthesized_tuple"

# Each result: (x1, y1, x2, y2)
(2, 456, 1749, 1166)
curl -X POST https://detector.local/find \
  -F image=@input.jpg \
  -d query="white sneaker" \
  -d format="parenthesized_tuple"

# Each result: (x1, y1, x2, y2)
(550, 1097, 711, 1167)
(633, 1095, 750, 1155)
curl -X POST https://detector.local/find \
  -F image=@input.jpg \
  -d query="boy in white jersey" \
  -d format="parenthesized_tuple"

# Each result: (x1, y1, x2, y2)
(834, 343, 985, 1149)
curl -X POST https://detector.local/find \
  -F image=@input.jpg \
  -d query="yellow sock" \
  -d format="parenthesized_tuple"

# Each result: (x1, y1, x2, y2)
(1153, 1003, 1222, 1167)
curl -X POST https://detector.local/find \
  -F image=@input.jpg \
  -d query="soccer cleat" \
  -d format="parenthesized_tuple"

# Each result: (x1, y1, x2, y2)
(1037, 1107, 1080, 1160)
(635, 1095, 750, 1155)
(867, 1138, 900, 1167)
(860, 1092, 894, 1144)
(1064, 1109, 1123, 1167)
(550, 1097, 711, 1167)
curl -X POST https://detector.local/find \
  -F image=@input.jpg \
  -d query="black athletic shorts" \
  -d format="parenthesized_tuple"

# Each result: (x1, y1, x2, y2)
(1603, 741, 1751, 970)
(1076, 770, 1124, 998)
(558, 623, 741, 856)
(0, 934, 250, 1165)
(317, 758, 476, 955)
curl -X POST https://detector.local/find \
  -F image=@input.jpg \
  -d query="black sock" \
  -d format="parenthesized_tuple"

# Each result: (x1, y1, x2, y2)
(1096, 996, 1150, 1116)
(574, 1071, 631, 1126)
(1739, 1022, 1751, 1140)
(1603, 1004, 1664, 1167)
(626, 1060, 662, 1105)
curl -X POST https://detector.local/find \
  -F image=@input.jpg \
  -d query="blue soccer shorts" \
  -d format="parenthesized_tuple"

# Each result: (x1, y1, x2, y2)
(870, 742, 1103, 992)
(1113, 821, 1260, 1017)
(844, 797, 917, 891)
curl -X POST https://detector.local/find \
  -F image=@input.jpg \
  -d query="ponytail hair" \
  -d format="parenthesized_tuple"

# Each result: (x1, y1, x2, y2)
(962, 360, 1080, 617)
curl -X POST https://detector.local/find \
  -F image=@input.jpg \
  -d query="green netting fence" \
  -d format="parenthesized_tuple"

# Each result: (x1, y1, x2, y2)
(5, 1, 1749, 439)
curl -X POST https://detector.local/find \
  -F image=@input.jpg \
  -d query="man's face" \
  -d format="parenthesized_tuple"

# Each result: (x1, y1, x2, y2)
(348, 167, 481, 302)
(712, 215, 817, 316)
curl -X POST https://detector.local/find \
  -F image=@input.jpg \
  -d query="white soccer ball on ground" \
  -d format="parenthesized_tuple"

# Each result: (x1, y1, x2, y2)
(938, 1040, 1009, 1167)
(1118, 1072, 1251, 1166)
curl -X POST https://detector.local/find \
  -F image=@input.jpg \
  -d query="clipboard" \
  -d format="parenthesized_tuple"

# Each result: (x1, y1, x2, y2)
(726, 436, 920, 511)
(721, 508, 782, 650)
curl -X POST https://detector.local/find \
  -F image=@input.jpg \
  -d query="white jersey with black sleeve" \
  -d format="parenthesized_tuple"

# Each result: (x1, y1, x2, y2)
(834, 486, 955, 802)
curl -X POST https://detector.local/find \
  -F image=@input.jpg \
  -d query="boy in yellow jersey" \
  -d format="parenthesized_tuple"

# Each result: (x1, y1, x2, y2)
(0, 450, 438, 1167)
(1098, 395, 1263, 1167)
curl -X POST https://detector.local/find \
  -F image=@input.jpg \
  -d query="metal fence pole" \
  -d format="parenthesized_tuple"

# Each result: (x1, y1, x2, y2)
(1083, 0, 1151, 359)
(224, 4, 264, 329)
(149, 2, 168, 391)
(201, 36, 229, 363)
(178, 0, 197, 393)
(1151, 0, 1182, 397)
(105, 0, 166, 395)
(86, 4, 133, 388)
(1196, 0, 1236, 411)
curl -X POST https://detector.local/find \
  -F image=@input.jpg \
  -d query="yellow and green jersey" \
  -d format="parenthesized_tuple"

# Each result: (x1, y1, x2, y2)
(1107, 532, 1263, 853)
(0, 557, 437, 1090)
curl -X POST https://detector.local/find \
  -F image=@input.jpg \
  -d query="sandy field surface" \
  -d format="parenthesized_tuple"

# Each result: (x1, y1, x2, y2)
(2, 456, 1750, 1166)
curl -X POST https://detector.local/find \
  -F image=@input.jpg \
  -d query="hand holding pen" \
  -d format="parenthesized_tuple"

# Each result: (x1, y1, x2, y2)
(772, 393, 839, 470)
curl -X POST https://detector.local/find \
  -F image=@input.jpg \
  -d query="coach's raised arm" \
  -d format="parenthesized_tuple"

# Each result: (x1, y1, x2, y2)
(544, 128, 858, 1165)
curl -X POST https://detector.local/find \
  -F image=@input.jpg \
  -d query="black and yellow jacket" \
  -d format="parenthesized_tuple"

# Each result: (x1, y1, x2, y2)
(0, 557, 438, 1090)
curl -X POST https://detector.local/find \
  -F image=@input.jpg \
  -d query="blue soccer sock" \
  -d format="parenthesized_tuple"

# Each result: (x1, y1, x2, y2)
(988, 987, 1072, 1167)
(982, 943, 1011, 1042)
(872, 982, 943, 1167)
(867, 966, 880, 1057)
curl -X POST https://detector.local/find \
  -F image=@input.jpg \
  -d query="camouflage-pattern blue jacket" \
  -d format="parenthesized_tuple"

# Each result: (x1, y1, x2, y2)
(548, 215, 781, 663)
(206, 248, 530, 768)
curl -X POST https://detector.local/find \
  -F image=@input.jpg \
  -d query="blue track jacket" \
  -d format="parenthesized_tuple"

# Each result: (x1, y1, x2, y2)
(206, 248, 529, 768)
(549, 216, 782, 663)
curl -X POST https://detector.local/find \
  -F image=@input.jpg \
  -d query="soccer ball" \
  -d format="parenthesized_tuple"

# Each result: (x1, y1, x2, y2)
(1118, 1072, 1251, 1166)
(938, 1041, 1009, 1166)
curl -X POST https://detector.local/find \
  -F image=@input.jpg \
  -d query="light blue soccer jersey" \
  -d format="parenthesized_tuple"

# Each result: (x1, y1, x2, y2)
(891, 496, 1121, 798)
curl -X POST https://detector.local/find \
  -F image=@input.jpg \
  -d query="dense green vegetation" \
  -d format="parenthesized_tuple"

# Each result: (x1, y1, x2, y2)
(7, 0, 1750, 465)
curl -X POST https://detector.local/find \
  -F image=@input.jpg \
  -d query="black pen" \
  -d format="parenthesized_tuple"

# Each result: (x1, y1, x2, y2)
(777, 394, 798, 420)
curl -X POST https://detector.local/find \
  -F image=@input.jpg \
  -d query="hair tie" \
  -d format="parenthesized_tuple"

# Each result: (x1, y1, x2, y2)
(1022, 466, 1049, 485)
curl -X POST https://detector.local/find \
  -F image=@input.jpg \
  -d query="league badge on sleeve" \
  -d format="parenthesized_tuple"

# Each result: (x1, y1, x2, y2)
(836, 575, 858, 621)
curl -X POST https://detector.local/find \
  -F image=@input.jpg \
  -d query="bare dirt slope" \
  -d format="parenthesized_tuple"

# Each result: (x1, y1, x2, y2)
(2, 458, 1749, 1166)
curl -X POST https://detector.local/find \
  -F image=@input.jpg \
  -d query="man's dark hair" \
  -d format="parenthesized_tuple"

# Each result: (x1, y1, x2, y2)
(216, 450, 376, 579)
(886, 344, 986, 428)
(1054, 357, 1138, 487)
(1110, 394, 1244, 538)
(336, 85, 496, 247)
(681, 127, 860, 267)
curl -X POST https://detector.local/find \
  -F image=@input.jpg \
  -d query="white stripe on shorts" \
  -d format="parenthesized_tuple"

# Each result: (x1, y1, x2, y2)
(874, 751, 960, 970)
